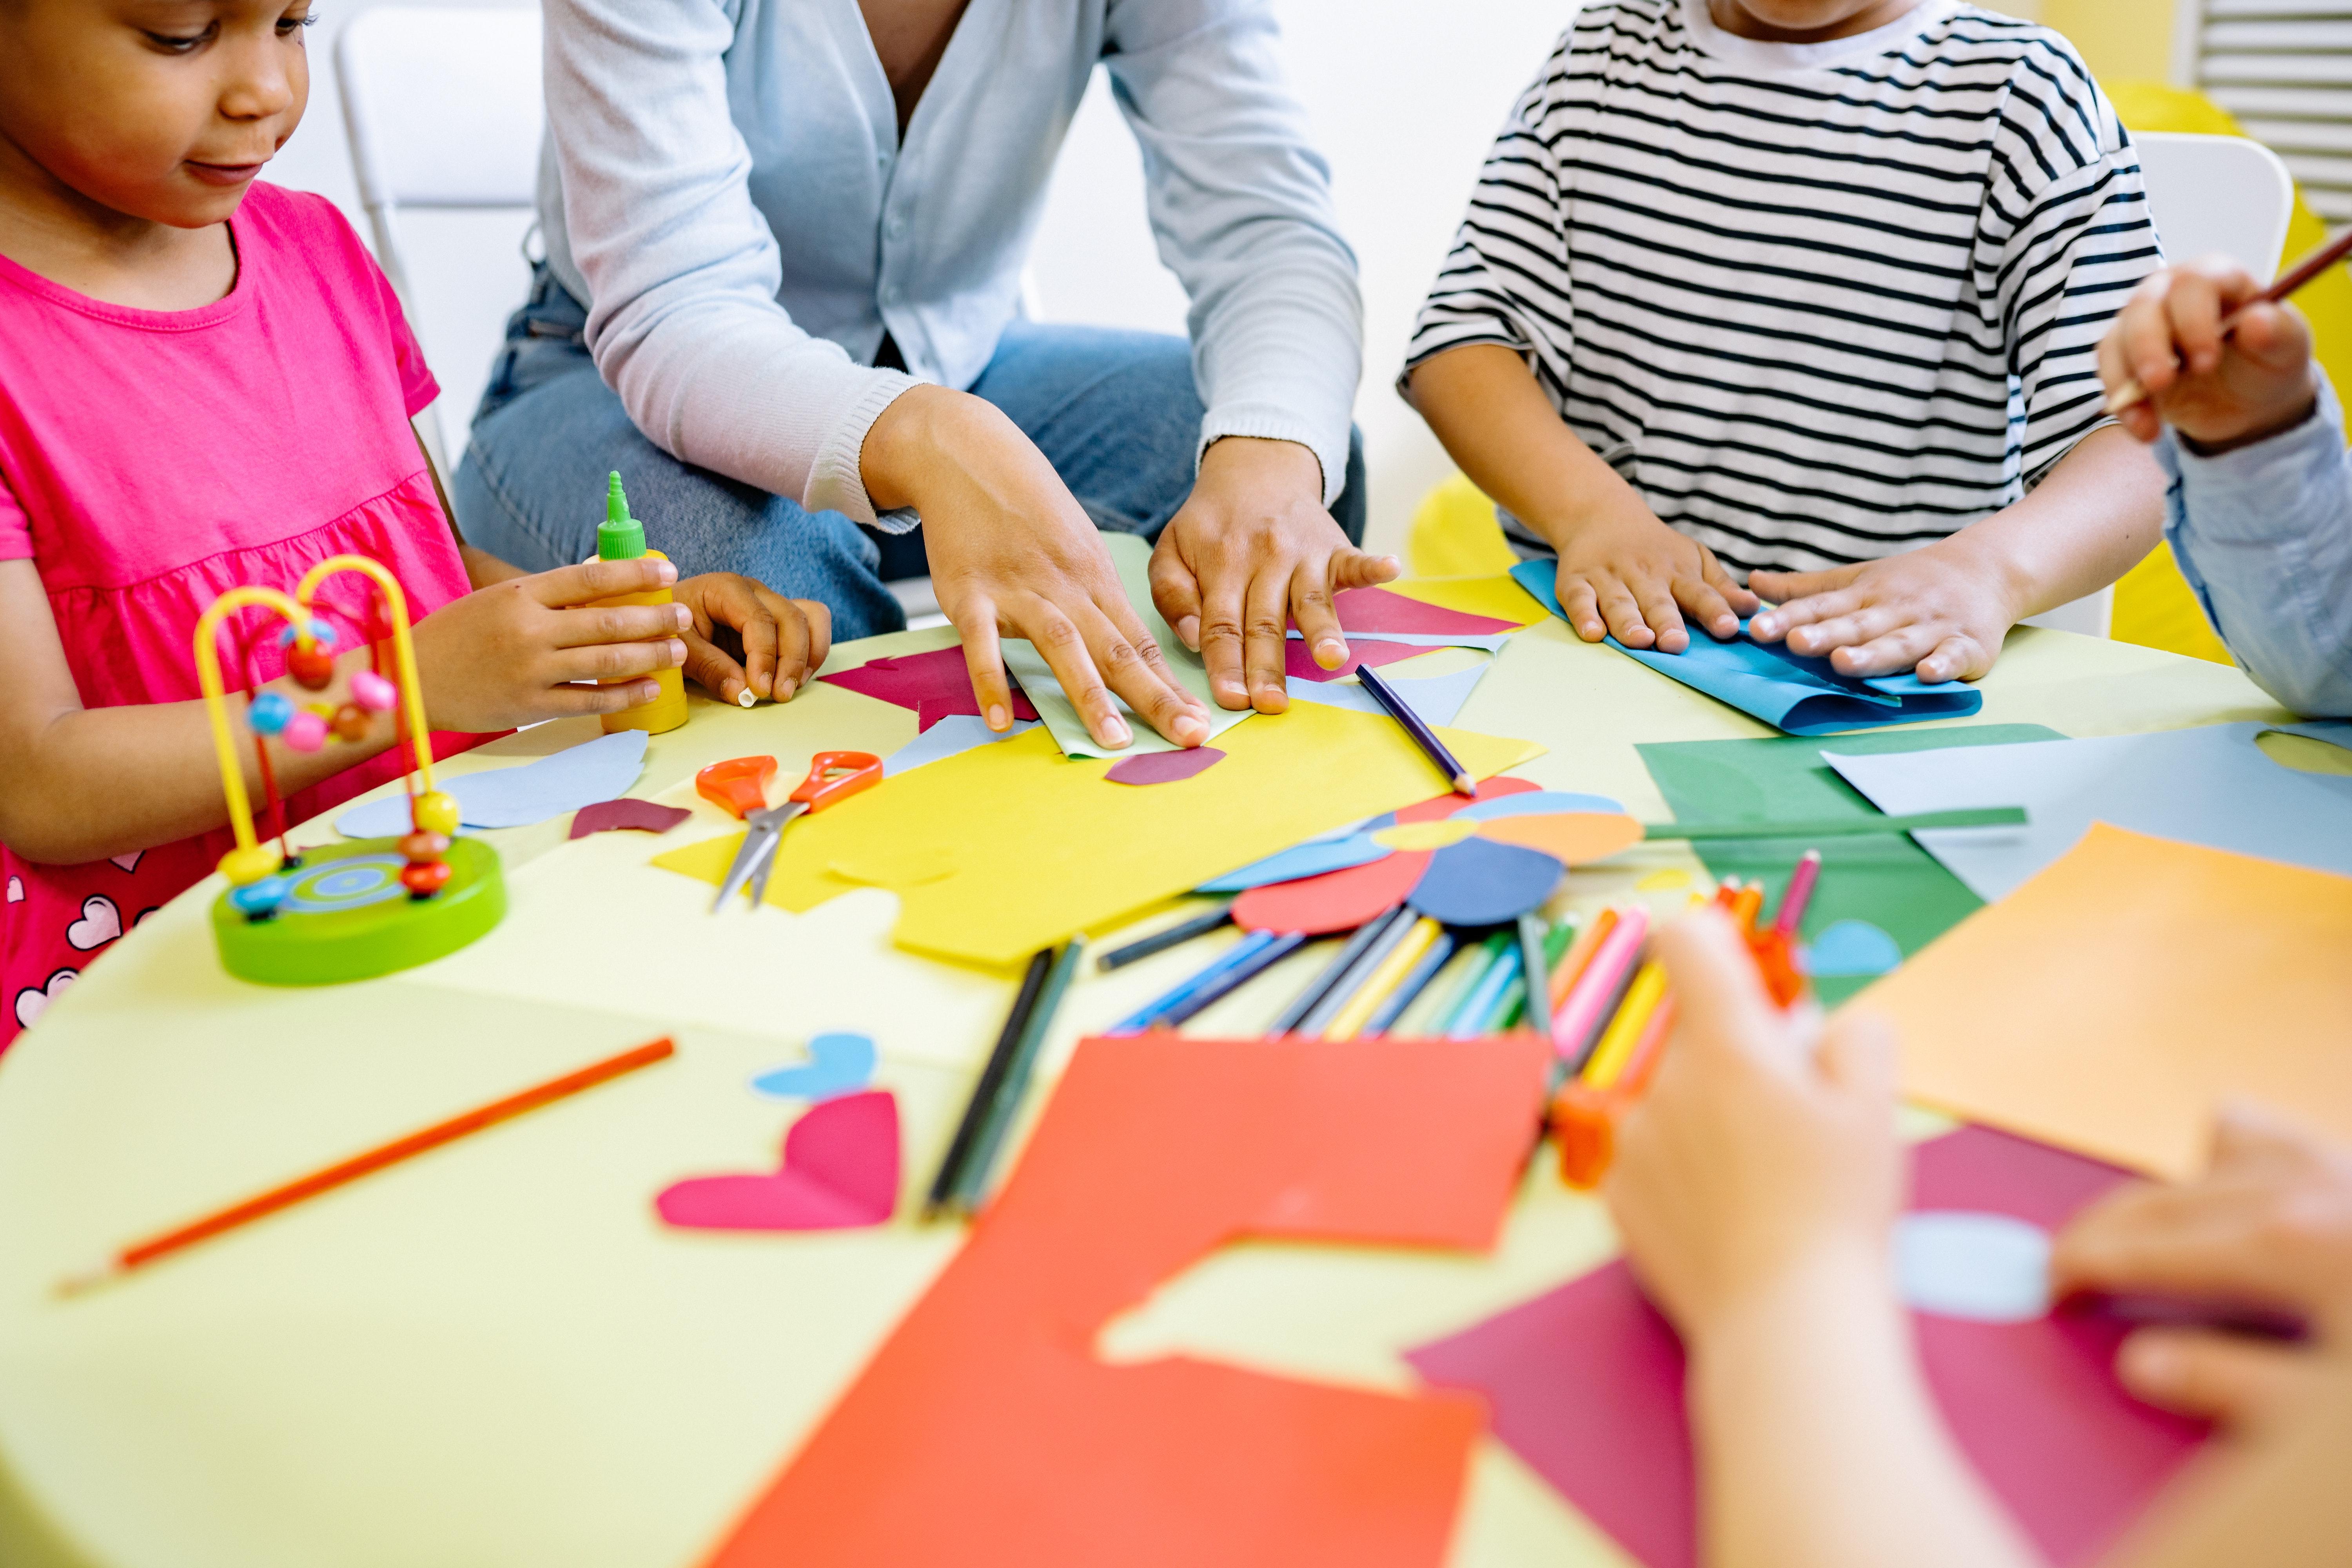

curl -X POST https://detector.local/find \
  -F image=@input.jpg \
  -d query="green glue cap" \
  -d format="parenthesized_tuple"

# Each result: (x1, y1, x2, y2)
(597, 471, 646, 561)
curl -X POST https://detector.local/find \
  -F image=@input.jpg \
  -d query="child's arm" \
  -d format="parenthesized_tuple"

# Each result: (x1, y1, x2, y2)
(1408, 346, 1757, 653)
(1608, 914, 2039, 1568)
(0, 556, 685, 866)
(1743, 425, 2166, 681)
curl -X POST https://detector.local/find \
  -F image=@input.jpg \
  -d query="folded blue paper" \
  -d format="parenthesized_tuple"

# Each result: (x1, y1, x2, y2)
(1510, 560, 1981, 736)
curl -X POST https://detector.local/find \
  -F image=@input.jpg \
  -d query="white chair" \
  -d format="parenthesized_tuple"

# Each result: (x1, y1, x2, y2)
(336, 7, 544, 472)
(2021, 131, 2294, 640)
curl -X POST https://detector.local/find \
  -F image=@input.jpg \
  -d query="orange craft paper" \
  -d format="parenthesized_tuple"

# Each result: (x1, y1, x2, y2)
(1852, 824, 2352, 1180)
(702, 1033, 1552, 1568)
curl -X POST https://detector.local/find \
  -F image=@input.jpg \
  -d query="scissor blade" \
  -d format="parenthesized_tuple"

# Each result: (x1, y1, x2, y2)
(711, 827, 779, 913)
(745, 802, 808, 906)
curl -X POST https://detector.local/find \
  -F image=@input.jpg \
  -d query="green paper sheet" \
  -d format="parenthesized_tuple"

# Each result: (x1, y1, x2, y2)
(1001, 534, 1258, 760)
(1637, 724, 2063, 1004)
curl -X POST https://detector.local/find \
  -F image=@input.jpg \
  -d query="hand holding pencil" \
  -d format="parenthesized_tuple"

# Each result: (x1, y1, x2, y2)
(2098, 246, 2342, 450)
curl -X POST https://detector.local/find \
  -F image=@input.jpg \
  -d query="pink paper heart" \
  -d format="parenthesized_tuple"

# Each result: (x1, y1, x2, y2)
(656, 1090, 899, 1231)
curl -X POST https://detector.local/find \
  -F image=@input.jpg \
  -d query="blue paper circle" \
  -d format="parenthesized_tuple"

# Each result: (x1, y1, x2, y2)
(1804, 918, 1903, 977)
(1406, 837, 1564, 926)
(1895, 1210, 2051, 1323)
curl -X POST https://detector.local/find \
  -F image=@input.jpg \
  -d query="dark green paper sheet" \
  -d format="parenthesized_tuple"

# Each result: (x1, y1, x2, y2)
(1637, 724, 2063, 1005)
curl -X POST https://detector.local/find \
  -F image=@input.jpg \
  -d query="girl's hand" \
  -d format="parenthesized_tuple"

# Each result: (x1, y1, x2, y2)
(1147, 437, 1400, 712)
(411, 558, 690, 731)
(1551, 496, 1756, 655)
(673, 574, 832, 706)
(863, 386, 1210, 751)
(1748, 535, 2019, 682)
(2099, 259, 2321, 452)
(1607, 911, 1902, 1346)
(2050, 1102, 2352, 1428)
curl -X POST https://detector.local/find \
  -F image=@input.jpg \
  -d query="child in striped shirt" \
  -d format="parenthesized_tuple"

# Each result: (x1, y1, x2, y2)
(1405, 0, 2164, 683)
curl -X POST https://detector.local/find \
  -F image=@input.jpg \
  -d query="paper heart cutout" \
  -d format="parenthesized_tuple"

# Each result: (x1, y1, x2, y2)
(5, 876, 20, 903)
(752, 1031, 878, 1101)
(13, 967, 76, 1032)
(65, 895, 122, 952)
(1233, 848, 1432, 935)
(109, 851, 142, 873)
(656, 1090, 899, 1231)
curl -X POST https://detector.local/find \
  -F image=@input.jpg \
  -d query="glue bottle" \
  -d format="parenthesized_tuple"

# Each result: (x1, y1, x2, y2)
(590, 472, 691, 736)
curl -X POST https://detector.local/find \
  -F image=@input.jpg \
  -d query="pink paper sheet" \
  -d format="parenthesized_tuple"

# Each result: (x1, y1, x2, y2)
(822, 646, 1039, 731)
(1332, 587, 1521, 637)
(654, 1090, 898, 1231)
(1407, 1127, 2205, 1568)
(1106, 747, 1226, 785)
(1285, 638, 1450, 683)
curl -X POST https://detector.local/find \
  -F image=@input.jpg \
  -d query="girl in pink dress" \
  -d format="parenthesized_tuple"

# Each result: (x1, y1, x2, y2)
(0, 0, 832, 1046)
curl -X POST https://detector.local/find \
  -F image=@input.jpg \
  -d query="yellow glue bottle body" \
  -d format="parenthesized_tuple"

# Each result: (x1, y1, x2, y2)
(590, 472, 690, 736)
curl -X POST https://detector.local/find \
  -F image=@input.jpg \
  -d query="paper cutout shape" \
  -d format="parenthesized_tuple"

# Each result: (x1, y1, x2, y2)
(1377, 573, 1549, 629)
(1822, 721, 2352, 903)
(702, 1034, 1550, 1568)
(1454, 790, 1625, 821)
(1235, 848, 1434, 935)
(1896, 1211, 2052, 1323)
(1283, 660, 1492, 728)
(1408, 1126, 2202, 1568)
(1106, 746, 1227, 786)
(651, 703, 1545, 969)
(1285, 636, 1509, 684)
(1002, 535, 1256, 759)
(1405, 837, 1563, 926)
(1636, 868, 1692, 892)
(1804, 918, 1903, 977)
(568, 797, 693, 838)
(1512, 560, 1981, 734)
(1478, 810, 1645, 864)
(1639, 725, 2063, 1004)
(826, 846, 959, 889)
(1374, 819, 1481, 851)
(1198, 834, 1395, 893)
(654, 1090, 899, 1231)
(1397, 777, 1541, 822)
(336, 730, 648, 837)
(1857, 824, 2352, 1178)
(1328, 585, 1522, 637)
(821, 645, 1038, 730)
(882, 713, 1040, 777)
(751, 1031, 878, 1101)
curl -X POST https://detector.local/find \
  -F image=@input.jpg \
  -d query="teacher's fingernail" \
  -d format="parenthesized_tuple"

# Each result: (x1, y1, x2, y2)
(655, 560, 678, 583)
(1314, 638, 1347, 669)
(777, 677, 795, 702)
(1104, 717, 1132, 748)
(1176, 616, 1200, 651)
(987, 703, 1009, 731)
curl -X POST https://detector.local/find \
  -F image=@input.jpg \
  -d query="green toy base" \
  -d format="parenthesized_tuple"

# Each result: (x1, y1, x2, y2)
(212, 835, 505, 986)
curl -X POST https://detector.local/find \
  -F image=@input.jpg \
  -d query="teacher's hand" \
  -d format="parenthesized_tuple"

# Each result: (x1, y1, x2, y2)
(1149, 437, 1400, 712)
(862, 386, 1211, 751)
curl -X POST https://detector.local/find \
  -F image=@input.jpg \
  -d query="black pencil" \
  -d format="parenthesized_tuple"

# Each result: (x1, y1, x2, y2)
(926, 946, 1053, 1219)
(1097, 903, 1232, 971)
(1265, 906, 1405, 1036)
(1356, 663, 1475, 797)
(947, 936, 1087, 1214)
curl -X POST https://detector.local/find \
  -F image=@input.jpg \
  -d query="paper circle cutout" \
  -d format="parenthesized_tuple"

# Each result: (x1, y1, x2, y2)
(1804, 918, 1903, 977)
(1395, 775, 1539, 825)
(1233, 849, 1432, 935)
(1453, 791, 1625, 822)
(1895, 1210, 2051, 1323)
(1406, 837, 1564, 926)
(1105, 746, 1226, 786)
(1477, 811, 1645, 866)
(1374, 819, 1480, 852)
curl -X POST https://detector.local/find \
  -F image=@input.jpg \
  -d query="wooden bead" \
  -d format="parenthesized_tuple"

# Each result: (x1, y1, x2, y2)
(227, 875, 290, 918)
(247, 691, 293, 735)
(218, 844, 282, 887)
(400, 859, 453, 898)
(286, 641, 336, 691)
(349, 669, 397, 712)
(398, 831, 451, 864)
(411, 791, 461, 837)
(281, 712, 328, 752)
(331, 703, 371, 742)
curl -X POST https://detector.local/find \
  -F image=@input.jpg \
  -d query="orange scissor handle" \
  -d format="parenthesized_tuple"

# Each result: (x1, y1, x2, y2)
(697, 755, 778, 820)
(789, 750, 883, 813)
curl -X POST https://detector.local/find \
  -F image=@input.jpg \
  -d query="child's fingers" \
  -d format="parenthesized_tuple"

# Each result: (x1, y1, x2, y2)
(1595, 576, 1655, 649)
(1782, 602, 1898, 656)
(551, 601, 691, 648)
(954, 602, 1019, 731)
(2161, 267, 2230, 376)
(1289, 563, 1351, 675)
(1820, 622, 1938, 676)
(1748, 583, 1862, 644)
(552, 637, 689, 685)
(2116, 1329, 2312, 1427)
(528, 557, 677, 608)
(1913, 633, 1984, 684)
(2120, 272, 2192, 394)
(1636, 579, 1689, 653)
(539, 679, 665, 717)
(1330, 545, 1403, 591)
(1557, 575, 1610, 642)
(678, 628, 751, 705)
(1673, 572, 1740, 641)
(1744, 566, 1855, 628)
(797, 599, 833, 674)
(1653, 911, 1787, 1069)
(1697, 546, 1760, 615)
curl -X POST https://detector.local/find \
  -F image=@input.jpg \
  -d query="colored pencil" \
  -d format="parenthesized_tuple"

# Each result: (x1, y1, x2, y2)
(1584, 959, 1668, 1087)
(1326, 917, 1443, 1040)
(1109, 929, 1278, 1035)
(1356, 663, 1476, 797)
(946, 936, 1087, 1215)
(2105, 225, 2352, 414)
(1553, 998, 1677, 1190)
(58, 1037, 677, 1295)
(1430, 931, 1512, 1033)
(1363, 929, 1458, 1035)
(1548, 908, 1617, 1014)
(1446, 943, 1523, 1038)
(1298, 908, 1423, 1037)
(1097, 903, 1232, 971)
(1495, 920, 1577, 1031)
(1775, 849, 1822, 935)
(1730, 882, 1764, 933)
(1516, 915, 1554, 1032)
(929, 950, 1054, 1215)
(1156, 931, 1308, 1030)
(1644, 807, 2024, 841)
(1550, 905, 1650, 1061)
(1267, 906, 1406, 1036)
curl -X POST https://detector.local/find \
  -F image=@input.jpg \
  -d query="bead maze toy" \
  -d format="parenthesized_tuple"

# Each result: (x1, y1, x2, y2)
(195, 555, 504, 985)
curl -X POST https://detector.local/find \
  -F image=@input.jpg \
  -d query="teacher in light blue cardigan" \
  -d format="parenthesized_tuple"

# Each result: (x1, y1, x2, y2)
(456, 0, 1392, 753)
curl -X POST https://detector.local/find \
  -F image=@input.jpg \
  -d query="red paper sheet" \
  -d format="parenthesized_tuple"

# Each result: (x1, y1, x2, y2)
(1407, 1127, 2205, 1568)
(703, 1034, 1551, 1568)
(822, 646, 1040, 730)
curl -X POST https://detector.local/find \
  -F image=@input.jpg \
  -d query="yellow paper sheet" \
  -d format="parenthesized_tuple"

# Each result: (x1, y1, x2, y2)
(655, 701, 1543, 969)
(1852, 823, 2352, 1179)
(1380, 573, 1548, 629)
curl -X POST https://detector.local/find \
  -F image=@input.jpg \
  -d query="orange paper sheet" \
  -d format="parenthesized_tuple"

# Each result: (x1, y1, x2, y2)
(1854, 824, 2352, 1179)
(703, 1034, 1552, 1568)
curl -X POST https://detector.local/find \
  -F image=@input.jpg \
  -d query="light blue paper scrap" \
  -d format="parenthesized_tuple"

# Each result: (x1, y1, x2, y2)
(1455, 791, 1625, 822)
(1282, 660, 1492, 730)
(751, 1031, 877, 1101)
(334, 729, 648, 837)
(1196, 834, 1390, 893)
(1895, 1210, 2052, 1323)
(1510, 559, 1981, 735)
(1822, 721, 2352, 902)
(1804, 918, 1904, 977)
(882, 714, 1038, 777)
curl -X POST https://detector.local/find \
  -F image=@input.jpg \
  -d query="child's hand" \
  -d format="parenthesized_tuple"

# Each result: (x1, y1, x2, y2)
(2100, 259, 2320, 452)
(1552, 497, 1757, 653)
(1747, 537, 2016, 682)
(412, 559, 690, 731)
(1607, 912, 1901, 1344)
(2050, 1102, 2352, 1428)
(673, 574, 833, 706)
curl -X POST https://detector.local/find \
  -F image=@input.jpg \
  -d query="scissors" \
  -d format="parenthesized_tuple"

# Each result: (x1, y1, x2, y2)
(697, 750, 883, 913)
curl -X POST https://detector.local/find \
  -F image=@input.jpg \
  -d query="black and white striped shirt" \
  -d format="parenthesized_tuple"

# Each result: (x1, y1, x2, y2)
(1404, 0, 2159, 576)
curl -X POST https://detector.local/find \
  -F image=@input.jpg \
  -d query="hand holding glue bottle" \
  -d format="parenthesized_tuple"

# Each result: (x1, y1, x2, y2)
(587, 472, 691, 736)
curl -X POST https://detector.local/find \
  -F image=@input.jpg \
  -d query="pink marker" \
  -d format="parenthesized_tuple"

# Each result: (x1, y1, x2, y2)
(1550, 905, 1650, 1061)
(1775, 849, 1822, 935)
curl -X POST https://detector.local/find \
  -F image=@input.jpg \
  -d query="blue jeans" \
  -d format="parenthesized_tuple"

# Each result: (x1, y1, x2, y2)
(454, 269, 1368, 641)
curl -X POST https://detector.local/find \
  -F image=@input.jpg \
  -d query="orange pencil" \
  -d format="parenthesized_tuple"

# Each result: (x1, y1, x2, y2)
(1548, 907, 1619, 1013)
(1552, 998, 1677, 1189)
(58, 1036, 675, 1296)
(1731, 882, 1765, 933)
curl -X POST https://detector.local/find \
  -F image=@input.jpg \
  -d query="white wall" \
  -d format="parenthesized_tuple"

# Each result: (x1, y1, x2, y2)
(283, 0, 1575, 553)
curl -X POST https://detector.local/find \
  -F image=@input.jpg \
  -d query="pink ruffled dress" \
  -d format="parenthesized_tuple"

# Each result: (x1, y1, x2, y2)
(0, 183, 489, 1046)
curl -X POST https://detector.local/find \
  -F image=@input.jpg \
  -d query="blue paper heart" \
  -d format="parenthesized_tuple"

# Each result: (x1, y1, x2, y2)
(752, 1031, 877, 1101)
(1804, 919, 1903, 977)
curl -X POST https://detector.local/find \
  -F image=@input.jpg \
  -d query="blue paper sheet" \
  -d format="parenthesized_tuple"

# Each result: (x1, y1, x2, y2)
(1510, 560, 1982, 735)
(334, 730, 648, 837)
(882, 714, 1039, 778)
(1280, 660, 1492, 729)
